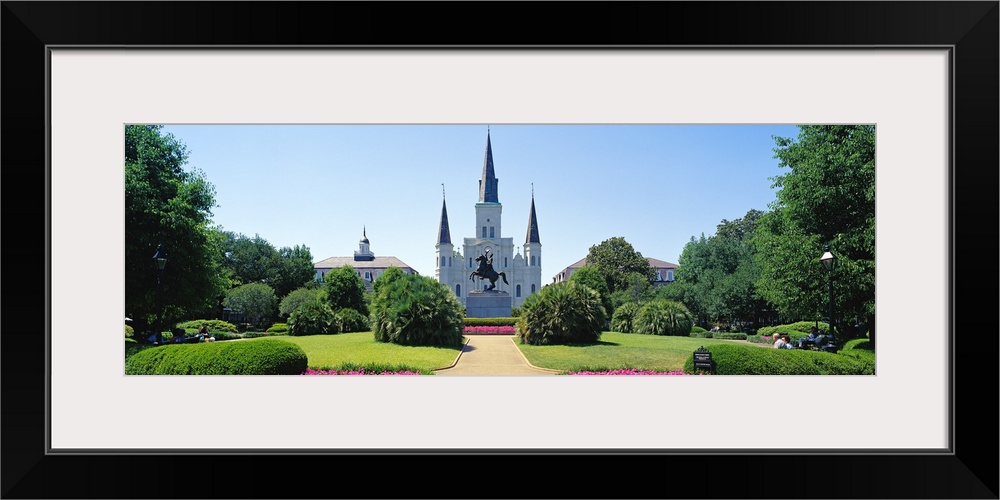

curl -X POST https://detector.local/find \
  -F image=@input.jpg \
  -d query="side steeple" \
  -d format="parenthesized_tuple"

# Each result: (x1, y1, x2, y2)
(525, 189, 540, 244)
(437, 187, 452, 245)
(478, 130, 499, 203)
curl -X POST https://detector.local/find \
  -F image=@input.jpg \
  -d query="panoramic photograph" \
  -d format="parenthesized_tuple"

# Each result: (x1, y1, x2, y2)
(124, 124, 876, 376)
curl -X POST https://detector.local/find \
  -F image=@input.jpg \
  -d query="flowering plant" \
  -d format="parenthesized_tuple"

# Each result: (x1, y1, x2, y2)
(462, 325, 516, 334)
(566, 368, 698, 375)
(302, 368, 422, 375)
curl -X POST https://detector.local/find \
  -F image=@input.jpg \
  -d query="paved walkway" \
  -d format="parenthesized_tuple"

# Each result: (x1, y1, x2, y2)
(432, 335, 562, 376)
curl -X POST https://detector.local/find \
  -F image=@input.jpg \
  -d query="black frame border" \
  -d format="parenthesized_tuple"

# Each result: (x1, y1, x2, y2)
(3, 2, 997, 499)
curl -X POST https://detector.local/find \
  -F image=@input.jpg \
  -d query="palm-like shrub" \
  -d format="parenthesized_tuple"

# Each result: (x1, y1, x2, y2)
(336, 308, 369, 333)
(517, 281, 606, 345)
(370, 274, 464, 346)
(634, 299, 693, 336)
(610, 302, 641, 333)
(288, 301, 340, 336)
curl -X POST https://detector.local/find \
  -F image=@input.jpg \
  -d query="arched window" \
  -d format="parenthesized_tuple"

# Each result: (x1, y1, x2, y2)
(456, 284, 461, 296)
(490, 226, 495, 238)
(504, 257, 507, 267)
(469, 257, 473, 268)
(516, 285, 521, 297)
(441, 256, 446, 267)
(482, 226, 487, 238)
(531, 284, 536, 293)
(449, 257, 452, 267)
(530, 256, 536, 266)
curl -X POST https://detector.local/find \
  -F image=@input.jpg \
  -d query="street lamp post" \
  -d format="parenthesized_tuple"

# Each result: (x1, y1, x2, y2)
(152, 243, 168, 344)
(820, 245, 837, 340)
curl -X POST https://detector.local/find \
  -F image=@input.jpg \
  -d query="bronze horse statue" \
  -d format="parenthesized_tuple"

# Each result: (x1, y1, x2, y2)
(470, 254, 508, 291)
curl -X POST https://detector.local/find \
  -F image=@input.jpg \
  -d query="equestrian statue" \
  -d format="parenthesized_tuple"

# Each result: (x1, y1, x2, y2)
(470, 251, 508, 291)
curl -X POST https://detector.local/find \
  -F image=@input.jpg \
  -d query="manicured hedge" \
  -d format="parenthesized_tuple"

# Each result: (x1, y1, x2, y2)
(757, 322, 829, 338)
(682, 343, 874, 375)
(125, 338, 308, 375)
(463, 317, 519, 327)
(176, 319, 240, 333)
(266, 323, 290, 334)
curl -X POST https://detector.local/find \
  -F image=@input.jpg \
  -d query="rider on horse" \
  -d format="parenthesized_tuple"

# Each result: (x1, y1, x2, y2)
(470, 251, 508, 291)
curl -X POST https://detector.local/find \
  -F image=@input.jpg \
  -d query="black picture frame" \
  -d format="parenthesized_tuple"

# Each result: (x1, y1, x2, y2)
(3, 2, 997, 498)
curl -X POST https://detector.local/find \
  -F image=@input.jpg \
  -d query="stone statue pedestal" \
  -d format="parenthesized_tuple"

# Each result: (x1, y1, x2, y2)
(466, 290, 512, 318)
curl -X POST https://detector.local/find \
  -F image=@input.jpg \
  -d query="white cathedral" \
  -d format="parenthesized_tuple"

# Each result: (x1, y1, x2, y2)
(435, 131, 542, 309)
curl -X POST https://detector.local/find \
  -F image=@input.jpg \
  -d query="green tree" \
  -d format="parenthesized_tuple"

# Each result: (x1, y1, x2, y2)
(321, 265, 369, 315)
(223, 282, 278, 329)
(125, 125, 227, 333)
(568, 264, 613, 319)
(670, 211, 768, 329)
(517, 281, 606, 345)
(221, 233, 315, 299)
(756, 125, 876, 340)
(373, 266, 407, 297)
(370, 273, 464, 346)
(585, 236, 655, 294)
(279, 287, 321, 318)
(274, 244, 317, 299)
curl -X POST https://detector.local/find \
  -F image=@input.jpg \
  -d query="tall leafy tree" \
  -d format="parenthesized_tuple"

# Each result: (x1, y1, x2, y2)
(279, 287, 321, 318)
(585, 236, 655, 294)
(321, 265, 369, 315)
(665, 209, 768, 329)
(568, 264, 613, 319)
(221, 232, 283, 286)
(756, 125, 876, 339)
(220, 233, 315, 299)
(223, 283, 278, 329)
(274, 244, 317, 299)
(125, 125, 226, 332)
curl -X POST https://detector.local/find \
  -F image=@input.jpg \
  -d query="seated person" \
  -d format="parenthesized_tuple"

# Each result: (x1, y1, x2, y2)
(797, 326, 821, 348)
(772, 333, 794, 349)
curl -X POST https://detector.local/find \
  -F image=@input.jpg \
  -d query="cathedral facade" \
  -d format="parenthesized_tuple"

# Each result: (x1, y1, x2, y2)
(435, 131, 542, 309)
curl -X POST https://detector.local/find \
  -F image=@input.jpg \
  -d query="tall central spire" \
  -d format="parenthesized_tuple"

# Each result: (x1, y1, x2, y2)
(478, 130, 499, 203)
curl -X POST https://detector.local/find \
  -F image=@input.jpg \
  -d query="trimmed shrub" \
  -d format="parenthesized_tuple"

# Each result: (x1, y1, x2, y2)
(210, 331, 243, 341)
(758, 322, 829, 338)
(463, 317, 519, 327)
(634, 300, 693, 336)
(176, 319, 240, 333)
(610, 302, 641, 333)
(682, 343, 874, 375)
(336, 308, 369, 333)
(288, 301, 339, 336)
(266, 323, 290, 334)
(125, 338, 308, 375)
(370, 273, 464, 347)
(243, 331, 275, 338)
(125, 324, 135, 338)
(691, 326, 707, 333)
(517, 281, 606, 346)
(713, 332, 748, 341)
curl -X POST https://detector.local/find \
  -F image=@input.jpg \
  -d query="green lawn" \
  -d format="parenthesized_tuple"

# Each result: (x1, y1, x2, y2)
(254, 331, 762, 374)
(514, 332, 759, 372)
(262, 332, 464, 372)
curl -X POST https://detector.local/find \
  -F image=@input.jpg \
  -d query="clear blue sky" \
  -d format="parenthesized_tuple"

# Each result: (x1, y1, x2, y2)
(159, 124, 802, 279)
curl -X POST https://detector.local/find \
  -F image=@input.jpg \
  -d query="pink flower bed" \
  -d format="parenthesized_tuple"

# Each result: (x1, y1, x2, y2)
(462, 325, 516, 334)
(302, 368, 422, 375)
(567, 369, 699, 375)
